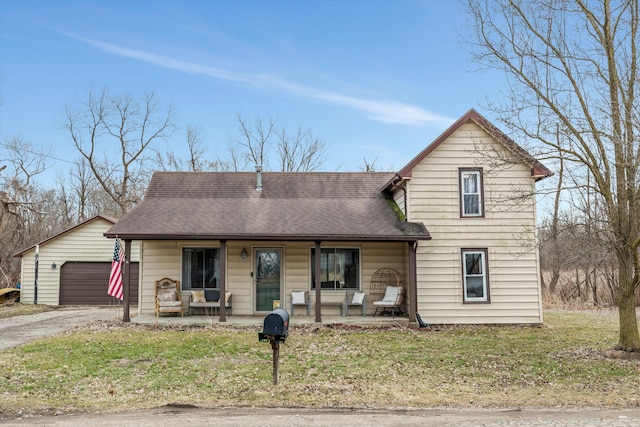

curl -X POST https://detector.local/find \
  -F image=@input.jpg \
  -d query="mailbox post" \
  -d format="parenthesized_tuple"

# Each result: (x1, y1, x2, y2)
(258, 308, 289, 385)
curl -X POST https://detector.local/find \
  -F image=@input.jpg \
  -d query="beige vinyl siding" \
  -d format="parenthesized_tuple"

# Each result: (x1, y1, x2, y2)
(139, 240, 407, 316)
(410, 122, 542, 324)
(19, 218, 140, 305)
(139, 240, 187, 314)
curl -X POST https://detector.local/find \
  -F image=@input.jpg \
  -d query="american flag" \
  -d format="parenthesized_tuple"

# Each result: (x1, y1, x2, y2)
(108, 239, 124, 300)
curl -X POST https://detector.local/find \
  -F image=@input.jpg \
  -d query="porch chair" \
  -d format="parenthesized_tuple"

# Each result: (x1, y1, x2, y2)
(188, 290, 232, 316)
(155, 277, 183, 317)
(345, 291, 366, 317)
(290, 290, 310, 316)
(369, 268, 402, 304)
(372, 286, 404, 318)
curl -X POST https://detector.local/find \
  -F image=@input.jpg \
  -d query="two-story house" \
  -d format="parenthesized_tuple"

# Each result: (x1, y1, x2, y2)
(107, 109, 552, 324)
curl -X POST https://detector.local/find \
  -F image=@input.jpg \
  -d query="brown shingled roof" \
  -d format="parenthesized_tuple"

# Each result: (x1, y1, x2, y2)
(105, 172, 430, 242)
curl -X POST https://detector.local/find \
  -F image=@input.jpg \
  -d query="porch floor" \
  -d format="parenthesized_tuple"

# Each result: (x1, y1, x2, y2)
(132, 312, 411, 327)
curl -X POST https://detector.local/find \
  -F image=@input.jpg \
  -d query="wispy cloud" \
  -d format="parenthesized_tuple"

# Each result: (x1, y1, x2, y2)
(68, 33, 454, 127)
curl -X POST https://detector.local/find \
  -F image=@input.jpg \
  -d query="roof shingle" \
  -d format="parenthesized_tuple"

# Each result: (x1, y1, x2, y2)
(106, 172, 430, 242)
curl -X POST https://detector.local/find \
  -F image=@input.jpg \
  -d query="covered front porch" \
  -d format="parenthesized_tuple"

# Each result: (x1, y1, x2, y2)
(117, 238, 422, 325)
(132, 312, 413, 328)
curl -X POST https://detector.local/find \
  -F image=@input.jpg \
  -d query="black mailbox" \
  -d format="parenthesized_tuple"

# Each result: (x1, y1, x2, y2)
(259, 308, 289, 343)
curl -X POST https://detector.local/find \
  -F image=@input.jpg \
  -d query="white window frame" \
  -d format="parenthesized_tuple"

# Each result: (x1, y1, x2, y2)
(461, 248, 490, 303)
(459, 168, 484, 217)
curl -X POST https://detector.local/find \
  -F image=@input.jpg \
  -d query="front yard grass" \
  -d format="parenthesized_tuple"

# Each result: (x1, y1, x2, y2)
(0, 309, 638, 416)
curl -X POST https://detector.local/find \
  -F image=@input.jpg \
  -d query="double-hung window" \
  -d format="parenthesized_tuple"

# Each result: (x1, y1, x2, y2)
(459, 168, 484, 217)
(461, 248, 490, 302)
(311, 248, 360, 290)
(182, 248, 219, 290)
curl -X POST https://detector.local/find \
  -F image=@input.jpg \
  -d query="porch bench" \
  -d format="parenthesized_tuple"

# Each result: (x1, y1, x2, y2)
(188, 290, 232, 316)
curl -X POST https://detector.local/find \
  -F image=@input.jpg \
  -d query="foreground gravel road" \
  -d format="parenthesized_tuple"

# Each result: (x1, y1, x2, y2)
(2, 406, 640, 427)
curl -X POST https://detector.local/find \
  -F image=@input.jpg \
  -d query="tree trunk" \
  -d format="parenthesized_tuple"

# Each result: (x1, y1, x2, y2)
(615, 253, 640, 351)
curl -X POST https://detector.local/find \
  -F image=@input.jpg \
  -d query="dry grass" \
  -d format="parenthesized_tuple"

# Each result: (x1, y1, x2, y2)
(0, 302, 59, 319)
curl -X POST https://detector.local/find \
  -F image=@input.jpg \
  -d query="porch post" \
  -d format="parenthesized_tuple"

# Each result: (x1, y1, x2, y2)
(122, 239, 132, 323)
(219, 240, 227, 322)
(314, 241, 322, 323)
(408, 241, 417, 323)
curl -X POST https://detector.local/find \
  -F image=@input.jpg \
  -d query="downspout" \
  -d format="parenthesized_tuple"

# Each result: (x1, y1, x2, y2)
(34, 244, 39, 305)
(408, 241, 417, 323)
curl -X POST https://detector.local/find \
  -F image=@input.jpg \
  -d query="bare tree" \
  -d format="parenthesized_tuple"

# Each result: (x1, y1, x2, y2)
(276, 125, 327, 172)
(360, 157, 378, 172)
(63, 89, 175, 216)
(155, 125, 225, 172)
(55, 157, 117, 222)
(467, 0, 639, 350)
(0, 138, 51, 287)
(541, 149, 565, 295)
(230, 114, 274, 169)
(229, 114, 328, 172)
(225, 145, 245, 172)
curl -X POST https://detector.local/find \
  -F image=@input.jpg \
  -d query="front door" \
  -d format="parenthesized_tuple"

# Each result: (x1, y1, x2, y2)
(254, 248, 282, 312)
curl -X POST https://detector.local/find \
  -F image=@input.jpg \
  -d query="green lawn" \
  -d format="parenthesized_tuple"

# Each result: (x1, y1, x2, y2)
(1, 310, 638, 416)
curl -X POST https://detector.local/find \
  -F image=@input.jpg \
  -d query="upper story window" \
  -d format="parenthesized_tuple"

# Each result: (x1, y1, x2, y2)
(182, 247, 219, 290)
(459, 168, 484, 217)
(461, 248, 490, 303)
(311, 248, 360, 290)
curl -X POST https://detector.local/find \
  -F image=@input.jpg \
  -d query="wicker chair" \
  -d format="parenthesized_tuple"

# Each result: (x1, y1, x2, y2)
(369, 268, 402, 303)
(155, 277, 183, 317)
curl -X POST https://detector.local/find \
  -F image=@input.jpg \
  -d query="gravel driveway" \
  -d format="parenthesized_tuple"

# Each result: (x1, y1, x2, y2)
(0, 306, 123, 351)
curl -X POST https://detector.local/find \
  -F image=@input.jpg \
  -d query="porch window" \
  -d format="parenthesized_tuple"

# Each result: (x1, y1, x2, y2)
(311, 248, 360, 290)
(459, 168, 484, 217)
(461, 248, 490, 302)
(182, 248, 219, 290)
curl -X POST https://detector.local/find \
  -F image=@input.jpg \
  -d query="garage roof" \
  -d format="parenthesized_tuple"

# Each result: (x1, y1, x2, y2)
(13, 215, 118, 257)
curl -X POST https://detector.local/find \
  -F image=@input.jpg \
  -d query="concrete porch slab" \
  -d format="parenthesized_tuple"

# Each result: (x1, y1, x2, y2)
(131, 313, 410, 328)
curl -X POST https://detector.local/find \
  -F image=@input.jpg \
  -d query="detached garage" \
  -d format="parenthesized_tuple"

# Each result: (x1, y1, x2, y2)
(14, 215, 140, 306)
(59, 261, 139, 305)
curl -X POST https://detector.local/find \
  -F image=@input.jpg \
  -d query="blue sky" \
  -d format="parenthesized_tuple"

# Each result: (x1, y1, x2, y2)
(0, 0, 505, 179)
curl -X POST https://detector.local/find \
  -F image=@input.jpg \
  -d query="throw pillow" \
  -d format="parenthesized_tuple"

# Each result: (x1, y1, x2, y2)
(158, 291, 176, 302)
(291, 291, 306, 305)
(352, 292, 365, 305)
(191, 290, 206, 303)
